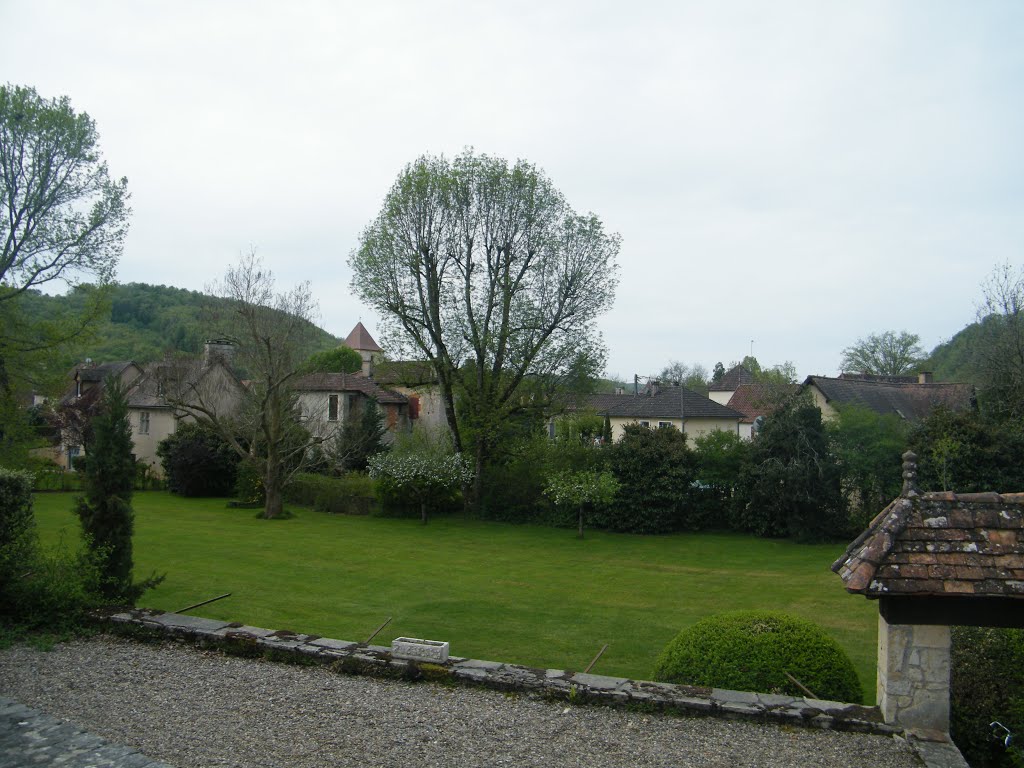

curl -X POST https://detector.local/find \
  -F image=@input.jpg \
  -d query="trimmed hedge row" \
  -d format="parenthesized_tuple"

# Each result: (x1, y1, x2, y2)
(283, 473, 377, 516)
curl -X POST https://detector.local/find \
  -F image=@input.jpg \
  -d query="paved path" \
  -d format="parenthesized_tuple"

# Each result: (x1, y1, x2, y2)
(0, 696, 171, 768)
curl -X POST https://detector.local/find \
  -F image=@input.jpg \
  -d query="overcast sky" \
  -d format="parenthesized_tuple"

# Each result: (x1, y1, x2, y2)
(4, 1, 1022, 381)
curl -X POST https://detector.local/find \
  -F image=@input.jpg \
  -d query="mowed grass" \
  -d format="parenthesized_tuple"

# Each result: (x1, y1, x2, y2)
(32, 491, 879, 702)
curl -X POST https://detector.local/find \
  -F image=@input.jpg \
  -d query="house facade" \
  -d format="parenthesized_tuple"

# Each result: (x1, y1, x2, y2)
(585, 384, 744, 441)
(292, 371, 411, 443)
(57, 344, 246, 476)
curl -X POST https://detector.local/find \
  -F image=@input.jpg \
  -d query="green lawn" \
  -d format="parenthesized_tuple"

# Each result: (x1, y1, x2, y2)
(32, 491, 878, 701)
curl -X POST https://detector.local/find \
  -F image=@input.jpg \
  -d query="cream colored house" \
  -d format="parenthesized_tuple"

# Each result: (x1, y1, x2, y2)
(126, 346, 247, 474)
(586, 384, 744, 442)
(58, 344, 246, 477)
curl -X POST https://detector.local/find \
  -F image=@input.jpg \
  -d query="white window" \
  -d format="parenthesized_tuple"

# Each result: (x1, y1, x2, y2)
(639, 421, 650, 428)
(658, 421, 672, 429)
(328, 394, 339, 421)
(139, 411, 150, 434)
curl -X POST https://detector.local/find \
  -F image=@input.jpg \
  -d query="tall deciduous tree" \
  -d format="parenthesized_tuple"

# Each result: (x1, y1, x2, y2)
(840, 331, 924, 376)
(658, 361, 709, 395)
(350, 150, 620, 504)
(169, 252, 325, 519)
(0, 84, 129, 393)
(975, 262, 1024, 420)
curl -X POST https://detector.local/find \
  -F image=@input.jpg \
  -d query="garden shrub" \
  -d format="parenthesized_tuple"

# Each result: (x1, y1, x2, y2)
(284, 472, 378, 515)
(652, 610, 863, 703)
(234, 459, 265, 506)
(0, 467, 104, 635)
(950, 626, 1024, 768)
(603, 424, 700, 533)
(734, 395, 848, 542)
(157, 421, 239, 496)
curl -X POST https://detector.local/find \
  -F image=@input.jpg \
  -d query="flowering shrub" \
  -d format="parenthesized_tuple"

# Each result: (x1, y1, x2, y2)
(544, 469, 619, 538)
(368, 451, 473, 523)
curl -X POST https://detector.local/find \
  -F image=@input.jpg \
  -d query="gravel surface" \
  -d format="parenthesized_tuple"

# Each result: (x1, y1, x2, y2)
(0, 635, 922, 768)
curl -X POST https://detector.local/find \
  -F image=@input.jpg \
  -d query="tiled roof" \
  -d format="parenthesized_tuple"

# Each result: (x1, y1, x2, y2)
(708, 365, 754, 392)
(373, 360, 438, 387)
(77, 361, 136, 382)
(292, 371, 407, 404)
(344, 322, 382, 353)
(833, 469, 1024, 599)
(804, 375, 974, 422)
(585, 387, 743, 421)
(725, 383, 798, 423)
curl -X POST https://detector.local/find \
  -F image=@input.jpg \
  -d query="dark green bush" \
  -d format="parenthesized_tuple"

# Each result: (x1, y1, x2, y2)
(0, 467, 105, 635)
(284, 472, 378, 515)
(734, 396, 848, 542)
(652, 610, 863, 703)
(603, 424, 700, 533)
(157, 422, 239, 496)
(951, 626, 1024, 768)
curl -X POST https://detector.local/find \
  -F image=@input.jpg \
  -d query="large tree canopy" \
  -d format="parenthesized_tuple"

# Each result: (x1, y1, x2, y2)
(0, 84, 129, 460)
(350, 150, 620, 501)
(840, 330, 924, 376)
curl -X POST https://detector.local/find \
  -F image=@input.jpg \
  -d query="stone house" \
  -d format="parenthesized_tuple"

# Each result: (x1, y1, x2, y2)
(292, 371, 412, 444)
(57, 344, 245, 476)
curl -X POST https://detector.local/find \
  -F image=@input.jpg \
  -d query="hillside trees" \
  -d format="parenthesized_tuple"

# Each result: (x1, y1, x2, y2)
(840, 331, 924, 376)
(350, 150, 620, 505)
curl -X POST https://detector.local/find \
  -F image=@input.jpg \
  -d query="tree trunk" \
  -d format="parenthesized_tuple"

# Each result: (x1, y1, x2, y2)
(578, 503, 584, 539)
(471, 438, 486, 511)
(421, 500, 428, 525)
(263, 462, 283, 519)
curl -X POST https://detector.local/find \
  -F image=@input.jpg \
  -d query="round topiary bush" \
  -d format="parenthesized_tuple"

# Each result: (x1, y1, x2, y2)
(652, 610, 863, 703)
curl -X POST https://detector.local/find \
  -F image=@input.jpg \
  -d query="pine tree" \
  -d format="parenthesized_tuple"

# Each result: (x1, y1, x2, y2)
(74, 377, 145, 602)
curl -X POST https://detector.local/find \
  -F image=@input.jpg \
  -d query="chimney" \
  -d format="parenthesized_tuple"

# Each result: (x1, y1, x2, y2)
(918, 371, 933, 385)
(203, 339, 235, 368)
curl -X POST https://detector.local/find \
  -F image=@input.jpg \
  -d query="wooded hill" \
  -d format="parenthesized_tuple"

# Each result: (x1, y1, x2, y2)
(923, 320, 987, 385)
(21, 282, 342, 388)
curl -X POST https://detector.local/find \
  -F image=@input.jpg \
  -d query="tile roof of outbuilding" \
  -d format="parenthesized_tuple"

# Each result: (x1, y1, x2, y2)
(292, 371, 407, 404)
(585, 387, 744, 421)
(804, 375, 974, 422)
(833, 466, 1024, 599)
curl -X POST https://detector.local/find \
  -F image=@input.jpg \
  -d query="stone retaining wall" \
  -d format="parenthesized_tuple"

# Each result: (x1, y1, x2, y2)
(101, 609, 898, 736)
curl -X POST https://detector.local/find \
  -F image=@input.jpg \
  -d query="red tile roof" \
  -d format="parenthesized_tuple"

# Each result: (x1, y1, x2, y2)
(344, 322, 382, 353)
(725, 383, 797, 423)
(292, 371, 407, 404)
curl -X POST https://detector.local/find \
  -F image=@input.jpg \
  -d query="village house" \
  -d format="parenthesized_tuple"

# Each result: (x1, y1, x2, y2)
(585, 382, 744, 441)
(803, 372, 975, 423)
(57, 343, 245, 476)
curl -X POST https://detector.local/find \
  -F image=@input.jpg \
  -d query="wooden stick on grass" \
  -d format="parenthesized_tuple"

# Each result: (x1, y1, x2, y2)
(584, 643, 609, 674)
(177, 593, 231, 614)
(366, 616, 393, 644)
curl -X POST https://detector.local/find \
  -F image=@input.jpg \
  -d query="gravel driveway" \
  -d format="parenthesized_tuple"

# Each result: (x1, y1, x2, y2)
(0, 635, 922, 768)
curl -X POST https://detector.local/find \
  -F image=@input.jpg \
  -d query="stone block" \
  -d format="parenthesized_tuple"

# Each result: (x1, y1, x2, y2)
(391, 637, 449, 663)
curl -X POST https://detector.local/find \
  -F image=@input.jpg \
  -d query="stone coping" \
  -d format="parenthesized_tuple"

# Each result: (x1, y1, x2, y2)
(100, 609, 898, 737)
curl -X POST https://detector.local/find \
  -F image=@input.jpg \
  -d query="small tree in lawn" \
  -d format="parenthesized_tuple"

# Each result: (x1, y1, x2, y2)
(544, 469, 619, 539)
(368, 450, 472, 524)
(75, 377, 160, 603)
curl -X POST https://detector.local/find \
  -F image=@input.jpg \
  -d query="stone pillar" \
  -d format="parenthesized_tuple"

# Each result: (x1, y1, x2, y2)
(877, 613, 951, 738)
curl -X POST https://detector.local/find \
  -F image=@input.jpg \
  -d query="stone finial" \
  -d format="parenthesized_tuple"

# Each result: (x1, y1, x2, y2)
(901, 450, 919, 496)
